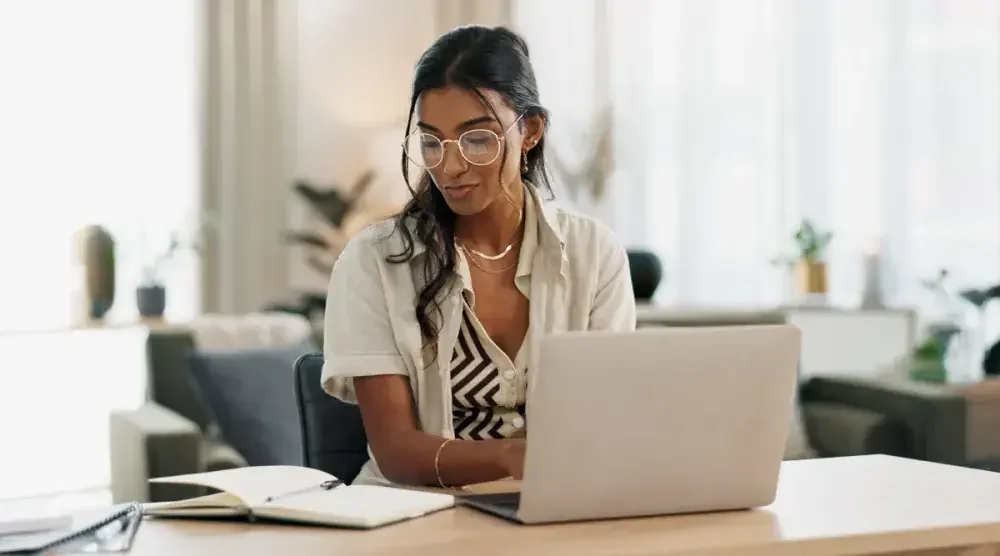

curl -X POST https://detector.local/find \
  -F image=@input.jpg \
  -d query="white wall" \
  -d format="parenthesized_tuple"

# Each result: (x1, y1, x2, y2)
(0, 0, 202, 327)
(513, 1, 639, 244)
(290, 0, 511, 292)
(291, 0, 439, 291)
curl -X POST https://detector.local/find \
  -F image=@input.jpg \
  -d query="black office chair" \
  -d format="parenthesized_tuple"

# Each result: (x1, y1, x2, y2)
(293, 353, 370, 483)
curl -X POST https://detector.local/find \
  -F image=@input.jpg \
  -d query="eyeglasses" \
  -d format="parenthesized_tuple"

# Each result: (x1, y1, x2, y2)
(403, 115, 523, 170)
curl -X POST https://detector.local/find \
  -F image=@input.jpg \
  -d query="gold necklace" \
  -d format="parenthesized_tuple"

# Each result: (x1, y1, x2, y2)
(464, 241, 515, 261)
(458, 237, 520, 262)
(457, 202, 524, 261)
(458, 243, 517, 274)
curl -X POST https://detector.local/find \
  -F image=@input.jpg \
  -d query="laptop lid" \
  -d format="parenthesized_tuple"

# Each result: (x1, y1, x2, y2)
(517, 325, 801, 524)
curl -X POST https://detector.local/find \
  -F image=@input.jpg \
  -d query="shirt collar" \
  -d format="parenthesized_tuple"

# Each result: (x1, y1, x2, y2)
(514, 185, 539, 279)
(527, 181, 566, 253)
(456, 185, 542, 305)
(409, 180, 565, 260)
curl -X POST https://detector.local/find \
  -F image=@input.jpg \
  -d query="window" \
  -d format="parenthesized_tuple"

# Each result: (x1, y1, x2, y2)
(517, 0, 1000, 319)
(0, 0, 201, 333)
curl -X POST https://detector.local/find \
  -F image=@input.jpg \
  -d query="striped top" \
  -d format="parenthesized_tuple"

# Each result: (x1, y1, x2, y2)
(450, 304, 528, 440)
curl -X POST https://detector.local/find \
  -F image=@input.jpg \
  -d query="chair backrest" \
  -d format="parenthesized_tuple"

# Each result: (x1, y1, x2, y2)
(293, 353, 369, 483)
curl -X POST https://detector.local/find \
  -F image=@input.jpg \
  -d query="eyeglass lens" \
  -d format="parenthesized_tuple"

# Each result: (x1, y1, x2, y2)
(404, 130, 502, 168)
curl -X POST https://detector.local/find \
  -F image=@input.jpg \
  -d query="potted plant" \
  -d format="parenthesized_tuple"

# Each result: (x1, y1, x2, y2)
(908, 336, 948, 383)
(774, 219, 834, 296)
(137, 216, 214, 319)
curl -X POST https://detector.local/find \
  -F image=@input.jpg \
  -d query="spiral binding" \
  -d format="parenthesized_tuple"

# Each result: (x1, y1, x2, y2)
(35, 502, 142, 552)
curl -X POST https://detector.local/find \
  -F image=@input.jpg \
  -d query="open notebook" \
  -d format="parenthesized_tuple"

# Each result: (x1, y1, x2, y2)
(142, 466, 455, 529)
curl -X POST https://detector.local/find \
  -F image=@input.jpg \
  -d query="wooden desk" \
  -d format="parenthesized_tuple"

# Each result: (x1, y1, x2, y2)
(119, 456, 1000, 555)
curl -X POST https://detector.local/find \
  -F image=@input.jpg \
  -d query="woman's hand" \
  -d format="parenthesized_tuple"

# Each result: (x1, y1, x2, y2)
(497, 439, 527, 480)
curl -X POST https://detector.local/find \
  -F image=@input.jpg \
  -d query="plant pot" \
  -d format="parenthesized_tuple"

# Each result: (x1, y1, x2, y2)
(795, 261, 828, 294)
(627, 249, 663, 301)
(137, 285, 166, 318)
(909, 357, 947, 384)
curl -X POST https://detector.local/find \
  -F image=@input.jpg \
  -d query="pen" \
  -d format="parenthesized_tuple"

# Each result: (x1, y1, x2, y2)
(264, 479, 343, 503)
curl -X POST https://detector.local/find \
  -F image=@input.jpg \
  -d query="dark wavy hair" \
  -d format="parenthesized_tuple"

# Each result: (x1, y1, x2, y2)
(386, 25, 553, 345)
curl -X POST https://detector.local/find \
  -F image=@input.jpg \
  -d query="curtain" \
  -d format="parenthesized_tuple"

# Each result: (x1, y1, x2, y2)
(516, 0, 1000, 325)
(200, 0, 295, 314)
(436, 0, 512, 32)
(0, 0, 201, 332)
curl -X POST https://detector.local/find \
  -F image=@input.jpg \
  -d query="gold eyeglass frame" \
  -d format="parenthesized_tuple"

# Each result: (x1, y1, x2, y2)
(403, 114, 524, 169)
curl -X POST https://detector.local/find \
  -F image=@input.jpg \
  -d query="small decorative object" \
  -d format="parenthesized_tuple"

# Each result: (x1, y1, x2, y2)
(908, 336, 947, 383)
(137, 214, 214, 319)
(920, 270, 990, 384)
(73, 225, 116, 321)
(626, 249, 663, 302)
(773, 219, 834, 302)
(859, 241, 886, 309)
(547, 105, 614, 203)
(958, 282, 1000, 377)
(136, 284, 166, 319)
(985, 338, 1000, 377)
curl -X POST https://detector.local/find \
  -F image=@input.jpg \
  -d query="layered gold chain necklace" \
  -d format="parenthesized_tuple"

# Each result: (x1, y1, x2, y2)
(457, 206, 524, 274)
(458, 240, 520, 273)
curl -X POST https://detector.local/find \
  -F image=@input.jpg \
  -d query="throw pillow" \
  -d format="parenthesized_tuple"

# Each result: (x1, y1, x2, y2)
(187, 340, 317, 467)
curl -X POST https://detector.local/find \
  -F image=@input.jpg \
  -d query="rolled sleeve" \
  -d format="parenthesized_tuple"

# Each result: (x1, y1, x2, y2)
(321, 231, 408, 403)
(589, 229, 637, 332)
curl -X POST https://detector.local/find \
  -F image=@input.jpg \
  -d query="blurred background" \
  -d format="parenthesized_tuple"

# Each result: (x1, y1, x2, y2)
(2, 0, 1000, 516)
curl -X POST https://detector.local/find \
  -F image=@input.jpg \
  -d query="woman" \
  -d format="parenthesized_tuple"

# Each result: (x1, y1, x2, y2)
(322, 25, 635, 488)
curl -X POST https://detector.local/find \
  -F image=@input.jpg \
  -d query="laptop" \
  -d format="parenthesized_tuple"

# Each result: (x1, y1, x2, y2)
(459, 324, 801, 524)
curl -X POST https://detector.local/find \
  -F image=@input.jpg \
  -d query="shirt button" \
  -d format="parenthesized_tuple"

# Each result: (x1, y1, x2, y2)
(503, 369, 516, 380)
(512, 416, 525, 429)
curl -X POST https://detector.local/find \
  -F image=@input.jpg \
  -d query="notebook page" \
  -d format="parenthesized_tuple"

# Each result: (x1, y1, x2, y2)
(150, 466, 337, 505)
(142, 492, 244, 514)
(259, 486, 454, 527)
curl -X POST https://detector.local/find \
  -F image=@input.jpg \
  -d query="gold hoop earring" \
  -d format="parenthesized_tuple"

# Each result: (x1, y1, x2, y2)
(521, 150, 529, 174)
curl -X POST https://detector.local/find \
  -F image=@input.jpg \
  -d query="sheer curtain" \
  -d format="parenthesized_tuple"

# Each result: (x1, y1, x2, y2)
(0, 0, 201, 332)
(201, 0, 294, 314)
(516, 0, 1000, 316)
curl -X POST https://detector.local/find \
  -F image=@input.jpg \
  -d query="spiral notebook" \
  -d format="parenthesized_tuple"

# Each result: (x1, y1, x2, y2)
(0, 503, 142, 554)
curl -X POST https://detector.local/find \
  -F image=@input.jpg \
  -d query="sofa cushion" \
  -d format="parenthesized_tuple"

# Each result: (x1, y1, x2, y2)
(187, 341, 316, 467)
(202, 438, 249, 472)
(784, 403, 815, 460)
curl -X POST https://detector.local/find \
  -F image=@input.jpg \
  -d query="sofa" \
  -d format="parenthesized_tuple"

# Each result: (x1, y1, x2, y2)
(113, 309, 999, 504)
(800, 374, 1000, 471)
(108, 313, 315, 503)
(632, 307, 1000, 468)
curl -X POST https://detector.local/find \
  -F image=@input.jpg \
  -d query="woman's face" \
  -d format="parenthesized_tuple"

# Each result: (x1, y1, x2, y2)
(412, 87, 542, 216)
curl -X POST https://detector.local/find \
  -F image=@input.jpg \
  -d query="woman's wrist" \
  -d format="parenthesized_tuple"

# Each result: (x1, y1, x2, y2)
(434, 438, 456, 488)
(430, 437, 516, 487)
(493, 439, 522, 477)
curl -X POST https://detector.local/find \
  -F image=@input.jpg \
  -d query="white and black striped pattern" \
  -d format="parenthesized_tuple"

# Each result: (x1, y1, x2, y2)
(450, 311, 525, 440)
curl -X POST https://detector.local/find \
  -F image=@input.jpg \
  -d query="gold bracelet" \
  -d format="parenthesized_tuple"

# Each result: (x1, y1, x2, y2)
(434, 438, 456, 488)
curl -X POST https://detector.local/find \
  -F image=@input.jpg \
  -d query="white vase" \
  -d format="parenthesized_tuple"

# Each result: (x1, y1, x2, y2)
(860, 249, 885, 309)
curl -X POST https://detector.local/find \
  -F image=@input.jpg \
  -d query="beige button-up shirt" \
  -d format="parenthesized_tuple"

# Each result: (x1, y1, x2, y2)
(322, 185, 636, 485)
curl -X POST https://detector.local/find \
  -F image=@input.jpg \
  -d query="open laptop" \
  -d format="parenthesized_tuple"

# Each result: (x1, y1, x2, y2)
(459, 324, 801, 524)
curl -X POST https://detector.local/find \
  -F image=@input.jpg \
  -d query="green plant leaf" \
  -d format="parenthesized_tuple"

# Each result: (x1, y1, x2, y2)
(788, 219, 833, 262)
